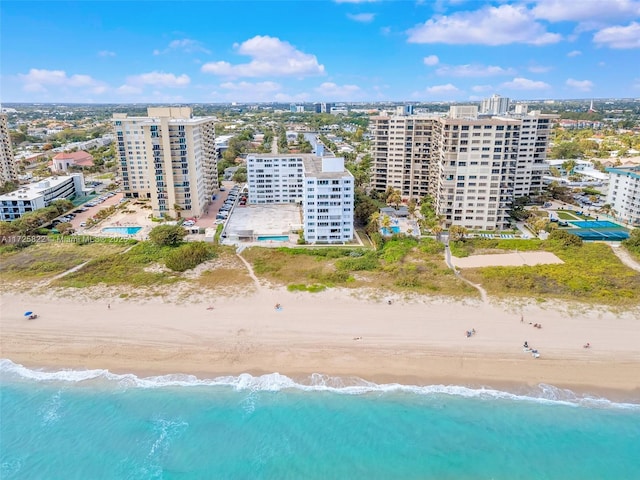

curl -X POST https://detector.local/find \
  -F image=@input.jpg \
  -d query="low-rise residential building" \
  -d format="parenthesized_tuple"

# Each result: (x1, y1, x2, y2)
(52, 150, 94, 172)
(606, 165, 640, 226)
(0, 174, 85, 221)
(246, 154, 354, 243)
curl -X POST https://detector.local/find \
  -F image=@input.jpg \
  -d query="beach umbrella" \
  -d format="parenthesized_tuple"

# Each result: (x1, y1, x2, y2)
(24, 311, 33, 317)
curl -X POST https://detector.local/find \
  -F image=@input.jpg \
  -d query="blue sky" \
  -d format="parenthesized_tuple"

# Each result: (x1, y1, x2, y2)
(1, 0, 639, 103)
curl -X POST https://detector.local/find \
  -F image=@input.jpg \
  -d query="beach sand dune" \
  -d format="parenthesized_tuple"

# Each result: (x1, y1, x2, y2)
(1, 290, 639, 399)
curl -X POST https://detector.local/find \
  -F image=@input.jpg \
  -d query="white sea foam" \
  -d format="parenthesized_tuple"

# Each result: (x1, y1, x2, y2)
(2, 358, 638, 410)
(39, 390, 63, 426)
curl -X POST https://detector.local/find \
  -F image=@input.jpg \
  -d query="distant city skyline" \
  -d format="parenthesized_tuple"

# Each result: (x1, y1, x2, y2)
(1, 1, 639, 104)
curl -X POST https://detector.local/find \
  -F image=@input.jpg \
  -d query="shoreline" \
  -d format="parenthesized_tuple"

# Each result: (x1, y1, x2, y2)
(2, 289, 639, 403)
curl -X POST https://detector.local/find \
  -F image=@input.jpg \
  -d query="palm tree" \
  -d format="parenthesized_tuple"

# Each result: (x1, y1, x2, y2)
(449, 225, 467, 242)
(407, 199, 417, 219)
(369, 211, 381, 229)
(431, 224, 443, 241)
(562, 159, 577, 176)
(598, 203, 614, 217)
(381, 215, 392, 231)
(387, 189, 402, 210)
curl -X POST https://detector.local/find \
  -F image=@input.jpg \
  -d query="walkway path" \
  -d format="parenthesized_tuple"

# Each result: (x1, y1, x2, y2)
(47, 245, 136, 284)
(443, 244, 488, 304)
(610, 244, 640, 273)
(235, 245, 263, 290)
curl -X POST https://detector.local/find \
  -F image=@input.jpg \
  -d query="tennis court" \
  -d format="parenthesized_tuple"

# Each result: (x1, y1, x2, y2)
(571, 220, 619, 229)
(565, 220, 630, 240)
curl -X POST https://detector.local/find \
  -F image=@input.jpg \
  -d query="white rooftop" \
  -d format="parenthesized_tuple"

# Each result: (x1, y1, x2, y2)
(0, 175, 79, 201)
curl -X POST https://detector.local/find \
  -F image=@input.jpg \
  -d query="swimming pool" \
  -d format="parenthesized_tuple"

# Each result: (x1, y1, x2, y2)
(101, 226, 142, 235)
(257, 235, 289, 242)
(380, 226, 401, 235)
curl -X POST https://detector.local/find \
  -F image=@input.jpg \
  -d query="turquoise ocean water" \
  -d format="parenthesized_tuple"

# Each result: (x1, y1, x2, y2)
(1, 359, 639, 479)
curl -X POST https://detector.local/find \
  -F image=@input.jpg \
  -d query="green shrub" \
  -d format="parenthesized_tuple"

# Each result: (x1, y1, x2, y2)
(287, 283, 327, 293)
(149, 224, 187, 247)
(336, 252, 379, 271)
(418, 238, 445, 255)
(548, 229, 583, 247)
(622, 229, 640, 254)
(379, 237, 418, 263)
(165, 242, 216, 272)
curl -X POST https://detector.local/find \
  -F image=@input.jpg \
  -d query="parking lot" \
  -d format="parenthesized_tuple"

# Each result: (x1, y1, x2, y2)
(222, 203, 302, 244)
(52, 191, 124, 232)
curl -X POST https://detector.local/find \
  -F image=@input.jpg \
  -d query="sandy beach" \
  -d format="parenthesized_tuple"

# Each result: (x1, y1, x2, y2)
(1, 289, 639, 400)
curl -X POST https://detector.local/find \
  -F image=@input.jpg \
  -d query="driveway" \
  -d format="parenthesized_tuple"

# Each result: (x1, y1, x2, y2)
(68, 192, 123, 230)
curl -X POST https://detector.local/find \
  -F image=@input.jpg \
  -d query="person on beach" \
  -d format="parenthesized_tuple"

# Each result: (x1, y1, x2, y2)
(108, 304, 110, 310)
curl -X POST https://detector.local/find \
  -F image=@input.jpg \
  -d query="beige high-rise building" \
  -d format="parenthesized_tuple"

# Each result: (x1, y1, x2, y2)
(370, 107, 556, 231)
(113, 107, 217, 219)
(0, 114, 18, 184)
(369, 114, 435, 199)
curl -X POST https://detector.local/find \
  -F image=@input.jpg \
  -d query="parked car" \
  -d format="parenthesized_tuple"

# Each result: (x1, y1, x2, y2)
(219, 187, 226, 191)
(558, 221, 569, 227)
(80, 222, 87, 227)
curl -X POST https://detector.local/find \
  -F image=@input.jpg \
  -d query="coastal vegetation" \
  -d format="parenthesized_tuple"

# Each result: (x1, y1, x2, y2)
(453, 236, 640, 306)
(2, 228, 639, 306)
(622, 228, 640, 261)
(0, 241, 131, 281)
(241, 237, 477, 297)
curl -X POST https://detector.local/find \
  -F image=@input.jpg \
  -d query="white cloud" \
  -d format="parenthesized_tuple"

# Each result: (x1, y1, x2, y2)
(426, 83, 460, 94)
(501, 77, 551, 90)
(412, 83, 462, 100)
(532, 0, 640, 23)
(423, 55, 439, 66)
(347, 13, 375, 22)
(201, 36, 325, 78)
(436, 64, 515, 77)
(19, 68, 106, 93)
(593, 22, 640, 48)
(567, 50, 582, 57)
(471, 84, 494, 92)
(98, 50, 116, 57)
(117, 85, 143, 95)
(380, 26, 391, 35)
(154, 38, 211, 55)
(566, 78, 594, 91)
(407, 4, 562, 45)
(126, 71, 191, 88)
(528, 64, 552, 73)
(315, 82, 362, 99)
(219, 81, 281, 92)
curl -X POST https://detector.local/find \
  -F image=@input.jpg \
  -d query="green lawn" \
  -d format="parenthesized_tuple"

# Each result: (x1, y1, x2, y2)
(556, 210, 580, 220)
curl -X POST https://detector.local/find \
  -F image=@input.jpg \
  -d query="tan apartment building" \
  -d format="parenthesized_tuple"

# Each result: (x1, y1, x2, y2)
(370, 106, 556, 230)
(0, 113, 18, 184)
(113, 107, 217, 219)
